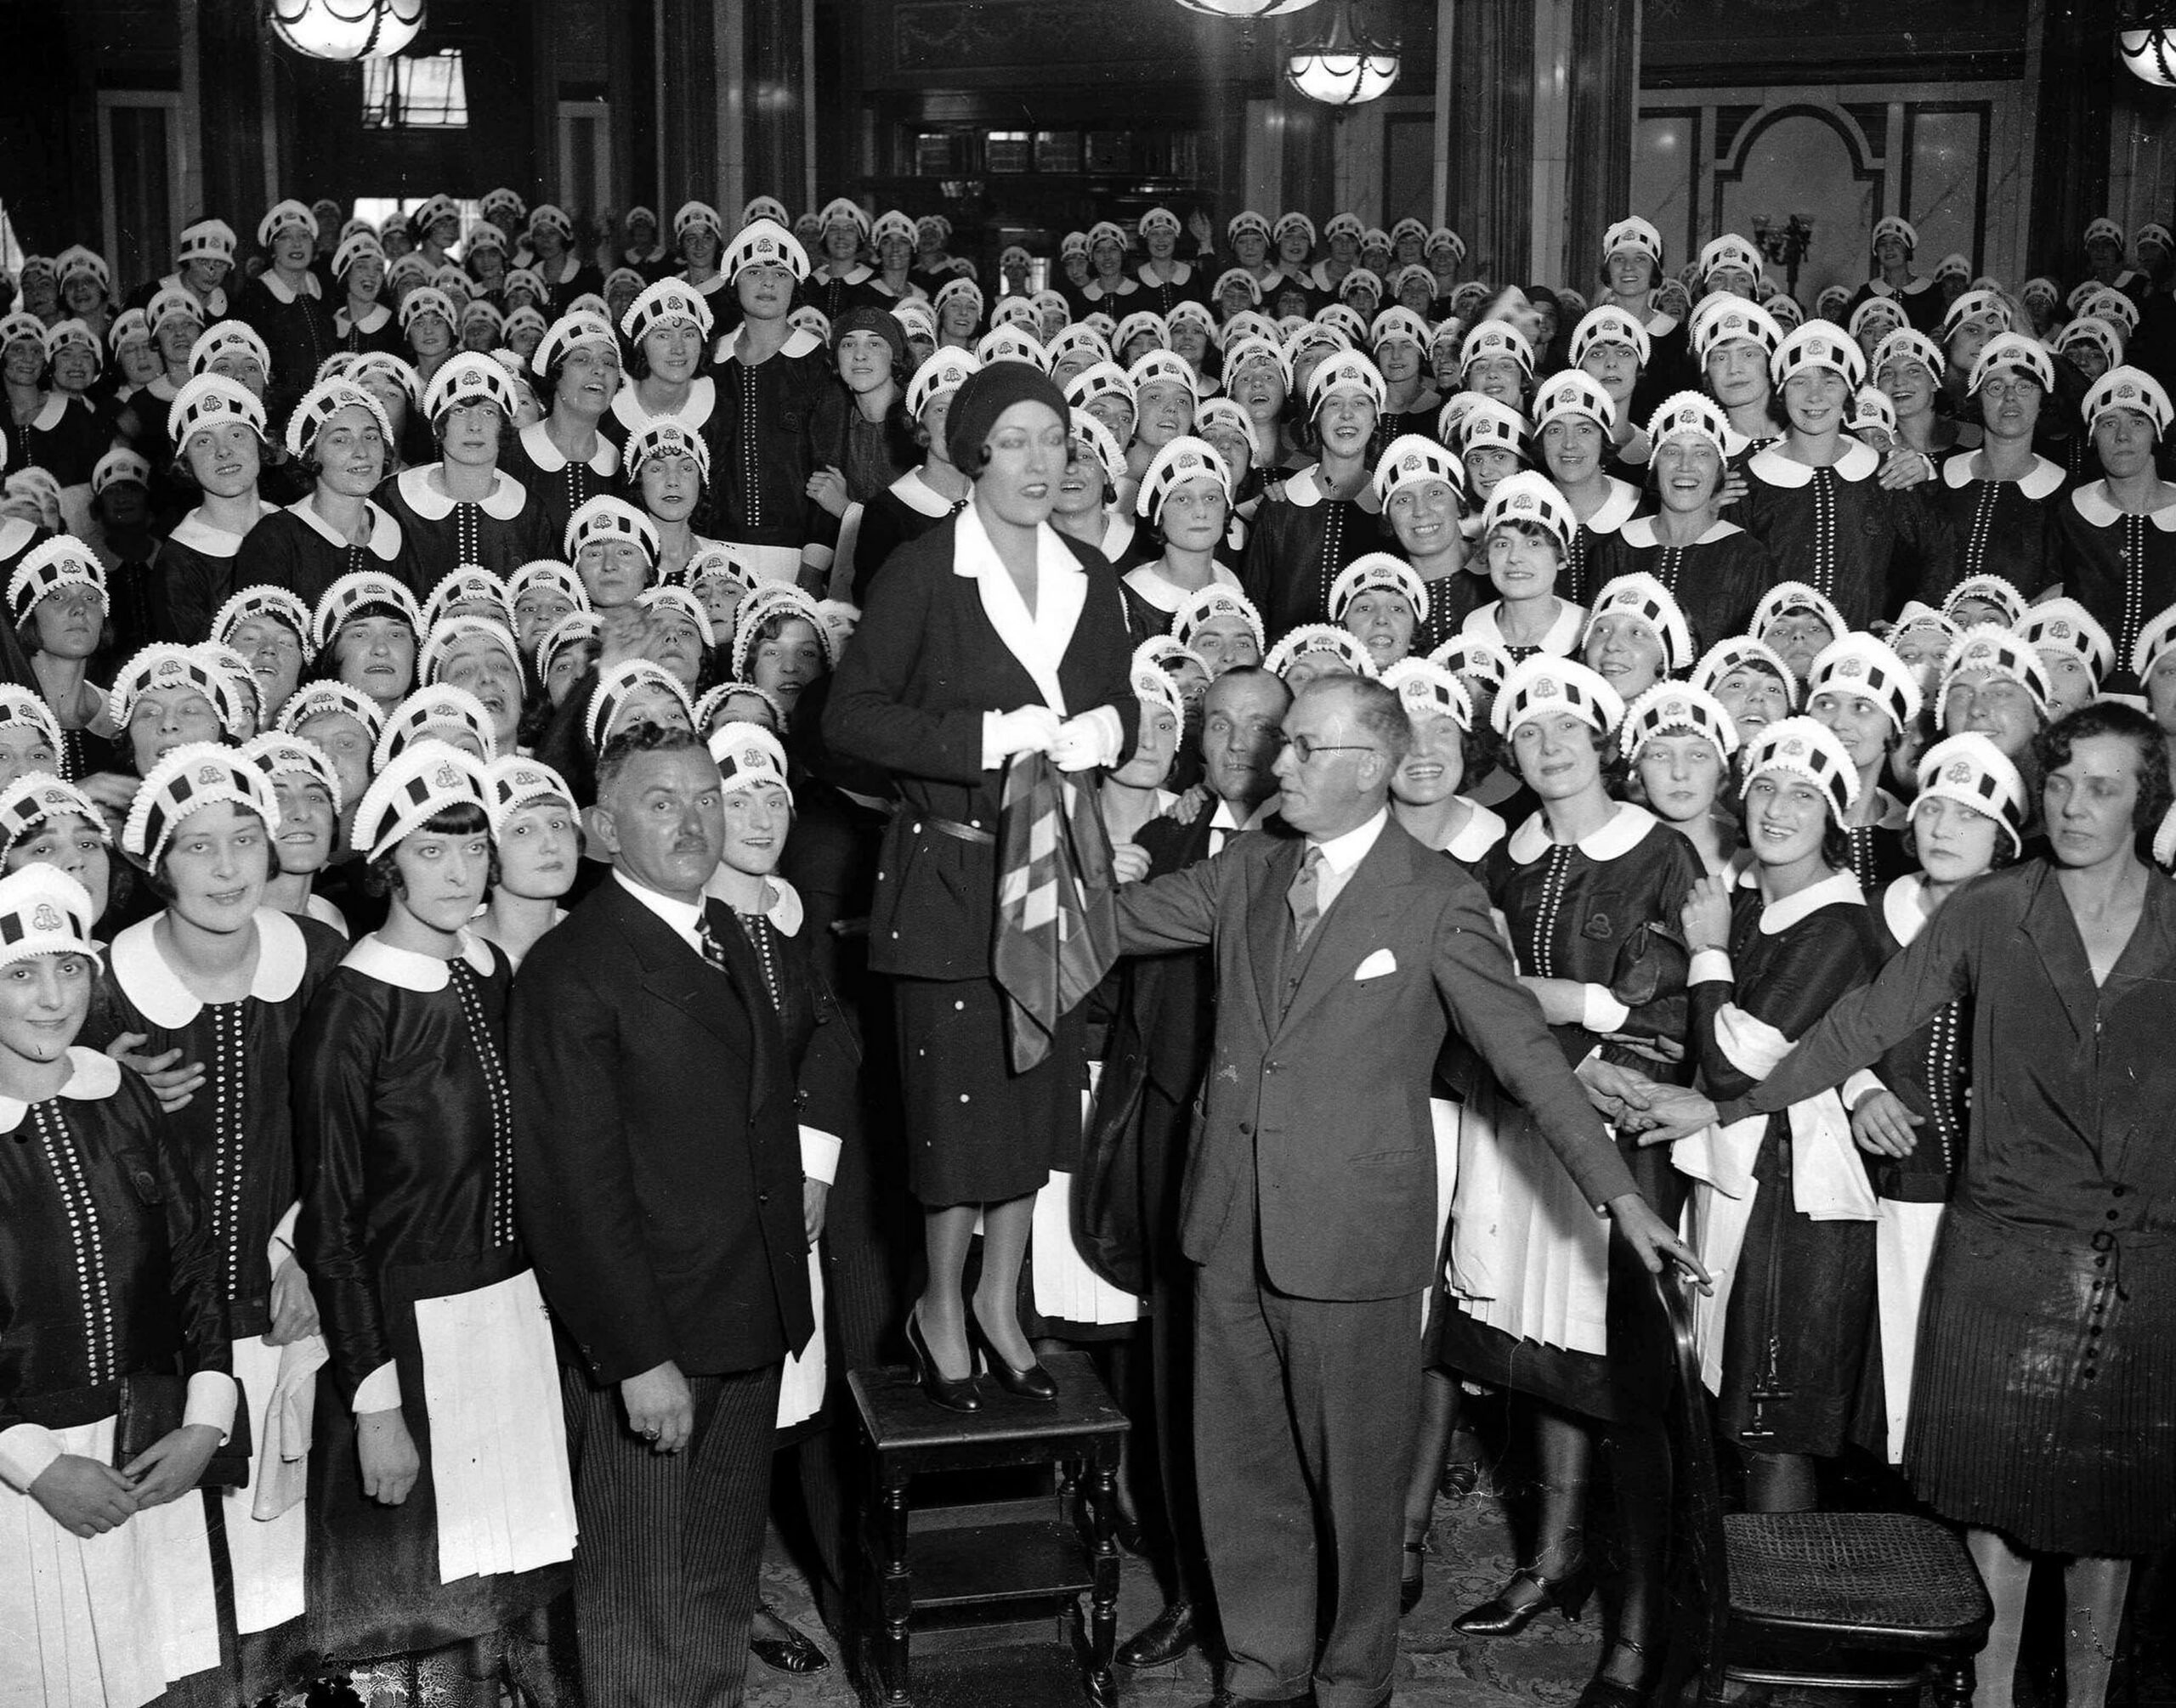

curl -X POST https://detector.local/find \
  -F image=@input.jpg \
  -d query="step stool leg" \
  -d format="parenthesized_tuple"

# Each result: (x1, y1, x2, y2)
(878, 1475, 913, 1705)
(1083, 1456, 1121, 1706)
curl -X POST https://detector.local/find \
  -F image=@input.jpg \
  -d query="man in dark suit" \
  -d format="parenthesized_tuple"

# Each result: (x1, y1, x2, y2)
(509, 725, 818, 1708)
(1113, 676, 1702, 1708)
(1095, 665, 1290, 1671)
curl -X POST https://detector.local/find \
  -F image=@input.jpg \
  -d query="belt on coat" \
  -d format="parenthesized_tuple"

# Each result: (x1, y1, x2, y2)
(917, 815, 995, 847)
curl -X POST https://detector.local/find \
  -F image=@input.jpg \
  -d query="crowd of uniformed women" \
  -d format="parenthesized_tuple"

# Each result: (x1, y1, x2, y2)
(0, 181, 2171, 1708)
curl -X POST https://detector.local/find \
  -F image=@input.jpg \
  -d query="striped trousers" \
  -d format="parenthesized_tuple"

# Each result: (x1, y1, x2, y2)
(560, 1362, 783, 1708)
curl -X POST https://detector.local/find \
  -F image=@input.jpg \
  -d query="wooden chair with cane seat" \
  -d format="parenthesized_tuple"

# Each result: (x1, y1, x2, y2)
(1652, 1267, 1993, 1708)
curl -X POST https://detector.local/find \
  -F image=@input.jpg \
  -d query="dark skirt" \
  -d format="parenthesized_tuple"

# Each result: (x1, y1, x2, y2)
(1907, 1202, 2176, 1557)
(893, 974, 1085, 1207)
(1431, 1136, 1683, 1427)
(1715, 1117, 1876, 1456)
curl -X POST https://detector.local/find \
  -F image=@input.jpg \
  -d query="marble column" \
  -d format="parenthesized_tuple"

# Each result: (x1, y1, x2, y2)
(1446, 0, 1535, 285)
(2026, 0, 2115, 280)
(744, 0, 810, 208)
(1562, 0, 1639, 291)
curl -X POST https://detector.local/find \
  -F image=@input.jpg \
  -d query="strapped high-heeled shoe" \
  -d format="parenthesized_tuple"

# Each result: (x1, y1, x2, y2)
(1452, 1556, 1595, 1636)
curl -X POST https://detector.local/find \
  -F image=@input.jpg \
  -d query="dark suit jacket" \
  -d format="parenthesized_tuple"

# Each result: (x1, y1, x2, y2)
(821, 512, 1141, 981)
(508, 879, 819, 1384)
(1114, 817, 1640, 1303)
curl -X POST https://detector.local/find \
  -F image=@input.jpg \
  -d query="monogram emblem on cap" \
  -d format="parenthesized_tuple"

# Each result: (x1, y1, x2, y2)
(1662, 698, 1689, 721)
(1402, 454, 1424, 472)
(434, 762, 458, 788)
(196, 764, 221, 785)
(1838, 657, 1865, 677)
(30, 903, 61, 933)
(1782, 738, 1806, 757)
(1967, 642, 1996, 665)
(1533, 677, 1560, 699)
(1945, 761, 1972, 784)
(38, 789, 65, 807)
(155, 659, 184, 679)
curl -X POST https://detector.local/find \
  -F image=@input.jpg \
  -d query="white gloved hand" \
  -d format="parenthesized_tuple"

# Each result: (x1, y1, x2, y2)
(1050, 709, 1117, 772)
(988, 704, 1062, 760)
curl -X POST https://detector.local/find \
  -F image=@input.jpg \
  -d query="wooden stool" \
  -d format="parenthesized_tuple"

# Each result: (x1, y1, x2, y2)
(847, 1350, 1129, 1708)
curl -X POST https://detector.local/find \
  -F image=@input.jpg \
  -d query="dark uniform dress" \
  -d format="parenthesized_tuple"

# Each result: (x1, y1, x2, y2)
(1687, 870, 1884, 1456)
(2054, 479, 2176, 693)
(1850, 875, 1973, 1466)
(703, 322, 838, 573)
(0, 1049, 235, 1708)
(1239, 465, 1395, 636)
(1844, 275, 1947, 336)
(373, 466, 554, 592)
(799, 265, 884, 325)
(1839, 789, 1914, 898)
(1434, 804, 1698, 1422)
(497, 420, 621, 563)
(294, 932, 573, 1666)
(823, 507, 1139, 1207)
(334, 303, 405, 359)
(80, 908, 347, 1698)
(1719, 859, 2176, 1556)
(1739, 438, 1955, 627)
(850, 468, 966, 606)
(154, 501, 281, 645)
(17, 391, 116, 498)
(1931, 452, 2070, 602)
(235, 272, 339, 427)
(232, 496, 430, 608)
(1590, 515, 1775, 657)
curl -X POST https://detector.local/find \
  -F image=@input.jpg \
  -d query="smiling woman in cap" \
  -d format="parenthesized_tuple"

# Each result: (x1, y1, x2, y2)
(496, 308, 622, 553)
(824, 356, 1140, 1411)
(230, 376, 426, 610)
(234, 198, 338, 427)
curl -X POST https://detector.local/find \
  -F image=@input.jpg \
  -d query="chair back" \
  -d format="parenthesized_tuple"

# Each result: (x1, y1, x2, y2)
(1653, 1265, 1732, 1666)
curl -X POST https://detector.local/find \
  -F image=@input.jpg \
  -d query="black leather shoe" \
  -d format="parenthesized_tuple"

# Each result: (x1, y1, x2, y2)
(965, 1310, 1059, 1400)
(1453, 1557, 1595, 1635)
(904, 1308, 980, 1412)
(1118, 1598, 1199, 1667)
(748, 1622, 830, 1674)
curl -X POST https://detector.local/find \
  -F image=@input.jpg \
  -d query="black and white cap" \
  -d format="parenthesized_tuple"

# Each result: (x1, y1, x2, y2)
(1172, 586, 1265, 654)
(1136, 436, 1233, 520)
(708, 721, 793, 800)
(0, 862, 101, 970)
(1493, 655, 1625, 738)
(1740, 715, 1858, 823)
(352, 742, 491, 862)
(122, 741, 282, 862)
(1618, 682, 1739, 761)
(482, 755, 575, 838)
(8, 536, 106, 623)
(239, 732, 345, 814)
(1329, 552, 1430, 626)
(1913, 732, 2027, 854)
(1808, 631, 1923, 730)
(421, 351, 522, 421)
(1585, 572, 1692, 671)
(1380, 658, 1473, 731)
(1263, 624, 1377, 681)
(311, 571, 422, 652)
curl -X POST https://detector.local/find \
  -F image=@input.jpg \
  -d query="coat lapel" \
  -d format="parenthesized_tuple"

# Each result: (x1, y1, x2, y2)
(608, 883, 755, 1055)
(2015, 868, 2100, 1047)
(1271, 829, 1414, 1038)
(954, 503, 1084, 714)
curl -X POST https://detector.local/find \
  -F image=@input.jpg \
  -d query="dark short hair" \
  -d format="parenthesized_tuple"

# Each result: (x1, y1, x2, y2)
(366, 799, 496, 896)
(150, 801, 277, 897)
(2033, 700, 2173, 836)
(1300, 673, 1411, 765)
(595, 720, 705, 802)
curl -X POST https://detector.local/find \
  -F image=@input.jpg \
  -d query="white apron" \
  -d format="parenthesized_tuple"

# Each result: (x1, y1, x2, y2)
(1032, 1062, 1146, 1328)
(1447, 1076, 1612, 1356)
(0, 1416, 222, 1708)
(1873, 1199, 1945, 1462)
(411, 1269, 578, 1583)
(225, 1331, 319, 1633)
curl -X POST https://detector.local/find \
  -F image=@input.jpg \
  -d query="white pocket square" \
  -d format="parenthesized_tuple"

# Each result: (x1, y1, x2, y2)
(1353, 948, 1397, 981)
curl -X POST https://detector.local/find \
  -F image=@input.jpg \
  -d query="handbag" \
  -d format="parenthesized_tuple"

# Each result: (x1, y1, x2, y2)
(111, 1371, 253, 1490)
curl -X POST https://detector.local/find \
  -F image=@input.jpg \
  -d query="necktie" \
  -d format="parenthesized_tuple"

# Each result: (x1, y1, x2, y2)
(696, 911, 734, 975)
(1289, 846, 1324, 951)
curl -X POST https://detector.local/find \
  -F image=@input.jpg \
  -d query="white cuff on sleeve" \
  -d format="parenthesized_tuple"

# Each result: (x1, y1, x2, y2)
(980, 710, 1005, 773)
(802, 544, 836, 572)
(1579, 984, 1630, 1033)
(1689, 948, 1734, 986)
(0, 1422, 65, 1493)
(799, 1126, 842, 1187)
(1843, 1069, 1888, 1111)
(353, 1361, 402, 1415)
(183, 1371, 239, 1443)
(266, 1199, 301, 1276)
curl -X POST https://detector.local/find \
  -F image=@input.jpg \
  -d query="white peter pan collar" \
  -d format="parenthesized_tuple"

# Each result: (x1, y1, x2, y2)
(1123, 560, 1241, 612)
(110, 908, 310, 1028)
(1881, 873, 1930, 947)
(714, 324, 823, 364)
(396, 463, 527, 521)
(1616, 515, 1742, 550)
(341, 928, 493, 993)
(1506, 799, 1662, 864)
(817, 264, 874, 287)
(259, 270, 323, 304)
(518, 418, 619, 477)
(1276, 465, 1380, 512)
(1442, 800, 1508, 863)
(286, 495, 403, 561)
(27, 393, 70, 433)
(1582, 478, 1640, 534)
(1748, 437, 1880, 489)
(336, 303, 392, 337)
(892, 468, 957, 518)
(0, 1048, 122, 1134)
(1757, 868, 1863, 935)
(166, 501, 278, 560)
(2070, 479, 2176, 531)
(0, 517, 35, 561)
(701, 870, 805, 936)
(1464, 598, 1586, 658)
(1644, 312, 1680, 338)
(611, 375, 717, 433)
(1941, 451, 2066, 501)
